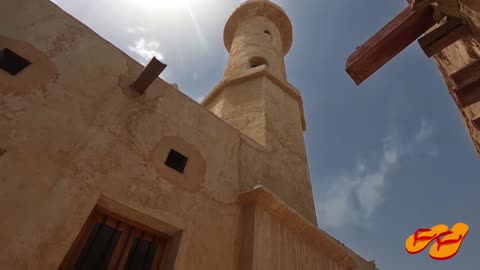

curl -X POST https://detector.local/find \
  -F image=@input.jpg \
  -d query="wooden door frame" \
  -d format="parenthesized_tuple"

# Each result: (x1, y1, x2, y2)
(59, 195, 183, 270)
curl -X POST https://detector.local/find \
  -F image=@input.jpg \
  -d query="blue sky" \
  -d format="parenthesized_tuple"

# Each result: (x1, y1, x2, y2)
(51, 0, 479, 269)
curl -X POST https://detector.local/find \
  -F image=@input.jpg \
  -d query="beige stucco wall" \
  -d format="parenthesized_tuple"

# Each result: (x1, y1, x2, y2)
(224, 16, 287, 80)
(0, 0, 243, 268)
(252, 206, 348, 270)
(0, 0, 376, 269)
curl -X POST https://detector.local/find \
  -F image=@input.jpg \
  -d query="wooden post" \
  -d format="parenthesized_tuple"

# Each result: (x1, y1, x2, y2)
(346, 6, 436, 85)
(131, 57, 167, 94)
(418, 18, 471, 57)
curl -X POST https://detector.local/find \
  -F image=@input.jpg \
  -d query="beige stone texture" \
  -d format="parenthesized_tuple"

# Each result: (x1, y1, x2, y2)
(418, 0, 480, 156)
(0, 0, 377, 269)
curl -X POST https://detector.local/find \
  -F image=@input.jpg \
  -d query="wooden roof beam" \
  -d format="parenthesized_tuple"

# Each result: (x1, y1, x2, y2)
(473, 115, 480, 130)
(346, 6, 436, 85)
(451, 58, 480, 90)
(451, 59, 480, 108)
(456, 81, 480, 107)
(131, 57, 167, 95)
(418, 18, 471, 57)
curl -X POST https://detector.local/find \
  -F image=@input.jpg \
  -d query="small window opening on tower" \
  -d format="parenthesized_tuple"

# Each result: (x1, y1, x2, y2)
(264, 29, 271, 35)
(0, 148, 5, 157)
(0, 48, 31, 76)
(165, 149, 188, 173)
(249, 57, 269, 69)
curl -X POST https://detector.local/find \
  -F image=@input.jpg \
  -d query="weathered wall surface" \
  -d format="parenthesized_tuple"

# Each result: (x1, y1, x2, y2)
(238, 186, 376, 270)
(225, 16, 287, 80)
(425, 0, 480, 155)
(253, 207, 348, 270)
(0, 0, 245, 269)
(204, 70, 316, 224)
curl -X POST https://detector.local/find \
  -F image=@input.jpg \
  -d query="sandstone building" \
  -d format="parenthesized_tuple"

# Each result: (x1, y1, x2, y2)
(0, 0, 377, 269)
(346, 0, 480, 157)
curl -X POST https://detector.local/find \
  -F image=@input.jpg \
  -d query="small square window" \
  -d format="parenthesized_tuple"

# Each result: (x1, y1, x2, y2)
(165, 149, 188, 173)
(0, 48, 31, 76)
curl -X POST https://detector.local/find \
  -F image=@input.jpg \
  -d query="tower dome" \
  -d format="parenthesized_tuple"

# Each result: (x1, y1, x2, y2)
(222, 0, 293, 80)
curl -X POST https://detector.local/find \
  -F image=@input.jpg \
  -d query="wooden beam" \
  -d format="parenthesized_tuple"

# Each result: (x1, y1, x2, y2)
(346, 6, 436, 85)
(418, 18, 471, 57)
(450, 58, 480, 90)
(456, 80, 480, 107)
(473, 115, 480, 129)
(131, 57, 167, 94)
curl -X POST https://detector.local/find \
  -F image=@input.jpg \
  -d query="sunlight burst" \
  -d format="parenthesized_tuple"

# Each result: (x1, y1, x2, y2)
(127, 0, 202, 11)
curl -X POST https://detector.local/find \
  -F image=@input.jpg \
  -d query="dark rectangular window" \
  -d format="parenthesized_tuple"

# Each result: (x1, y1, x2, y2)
(124, 238, 158, 270)
(0, 48, 31, 76)
(60, 210, 168, 270)
(75, 223, 121, 270)
(165, 149, 188, 173)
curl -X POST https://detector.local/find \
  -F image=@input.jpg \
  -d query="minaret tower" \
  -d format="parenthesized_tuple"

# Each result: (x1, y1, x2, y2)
(202, 0, 316, 223)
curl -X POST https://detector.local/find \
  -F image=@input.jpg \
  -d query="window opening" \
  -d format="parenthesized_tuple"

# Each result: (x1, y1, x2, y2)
(165, 149, 188, 173)
(0, 48, 31, 76)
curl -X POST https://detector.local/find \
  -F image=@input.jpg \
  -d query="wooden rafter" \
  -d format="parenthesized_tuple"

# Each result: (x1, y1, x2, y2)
(131, 57, 167, 95)
(346, 6, 436, 85)
(451, 59, 480, 90)
(418, 18, 471, 57)
(473, 115, 480, 129)
(456, 80, 480, 107)
(451, 59, 480, 107)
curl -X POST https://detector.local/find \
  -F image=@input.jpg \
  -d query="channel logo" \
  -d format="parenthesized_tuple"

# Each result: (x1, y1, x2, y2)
(405, 222, 469, 260)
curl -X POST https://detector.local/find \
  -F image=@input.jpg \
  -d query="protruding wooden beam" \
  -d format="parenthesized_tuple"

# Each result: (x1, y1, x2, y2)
(456, 80, 480, 107)
(131, 57, 167, 94)
(473, 115, 480, 129)
(451, 59, 480, 90)
(418, 18, 471, 57)
(346, 6, 436, 85)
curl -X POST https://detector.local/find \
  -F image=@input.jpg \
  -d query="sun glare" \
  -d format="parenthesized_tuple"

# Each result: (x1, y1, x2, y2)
(129, 0, 200, 10)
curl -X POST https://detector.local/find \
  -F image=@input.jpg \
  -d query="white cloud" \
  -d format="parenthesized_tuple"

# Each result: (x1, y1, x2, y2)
(316, 120, 436, 229)
(126, 26, 146, 34)
(356, 161, 366, 174)
(415, 119, 434, 143)
(129, 38, 164, 63)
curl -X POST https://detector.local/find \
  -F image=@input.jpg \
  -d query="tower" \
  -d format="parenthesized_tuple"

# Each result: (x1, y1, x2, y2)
(202, 0, 316, 223)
